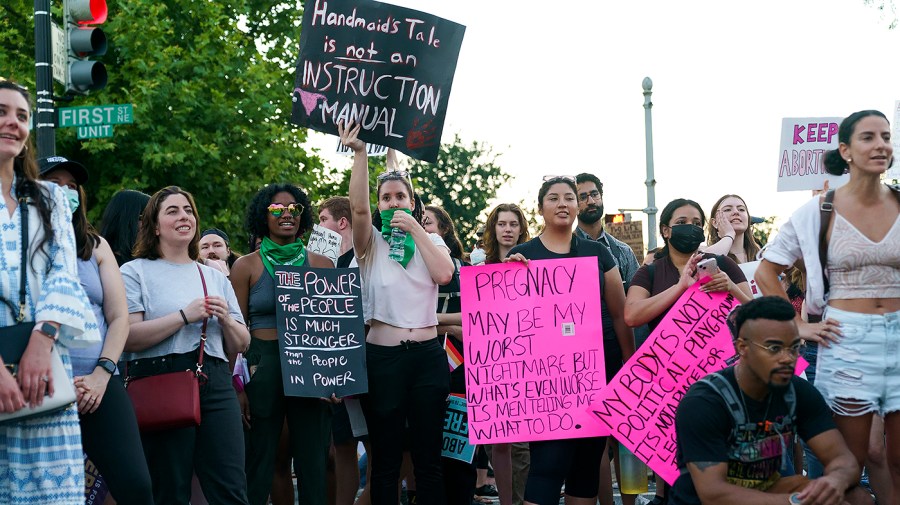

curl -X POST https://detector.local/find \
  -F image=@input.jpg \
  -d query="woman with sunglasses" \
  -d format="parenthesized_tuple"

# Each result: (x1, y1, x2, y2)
(341, 122, 454, 505)
(230, 184, 334, 505)
(122, 186, 250, 504)
(39, 157, 153, 504)
(505, 176, 633, 505)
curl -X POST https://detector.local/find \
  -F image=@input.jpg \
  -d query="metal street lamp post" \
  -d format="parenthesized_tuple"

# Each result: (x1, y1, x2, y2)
(642, 77, 658, 250)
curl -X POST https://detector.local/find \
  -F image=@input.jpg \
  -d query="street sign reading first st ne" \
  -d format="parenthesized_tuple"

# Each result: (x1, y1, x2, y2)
(58, 104, 133, 128)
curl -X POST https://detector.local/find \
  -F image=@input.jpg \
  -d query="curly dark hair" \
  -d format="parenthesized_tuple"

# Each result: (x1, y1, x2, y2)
(245, 183, 314, 241)
(727, 296, 796, 341)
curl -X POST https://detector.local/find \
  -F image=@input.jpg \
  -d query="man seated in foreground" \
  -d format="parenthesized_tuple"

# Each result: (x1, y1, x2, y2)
(669, 296, 870, 505)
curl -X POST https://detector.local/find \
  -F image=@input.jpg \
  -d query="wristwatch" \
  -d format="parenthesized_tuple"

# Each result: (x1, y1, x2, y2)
(35, 322, 58, 341)
(96, 358, 117, 375)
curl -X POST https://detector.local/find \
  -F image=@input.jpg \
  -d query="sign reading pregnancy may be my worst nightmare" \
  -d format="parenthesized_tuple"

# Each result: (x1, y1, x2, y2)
(291, 0, 465, 162)
(461, 258, 607, 444)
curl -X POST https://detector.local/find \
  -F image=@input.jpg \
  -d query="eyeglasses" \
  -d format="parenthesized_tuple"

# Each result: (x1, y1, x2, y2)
(267, 203, 303, 217)
(542, 175, 576, 183)
(0, 76, 28, 91)
(745, 340, 805, 357)
(377, 170, 411, 181)
(579, 190, 601, 202)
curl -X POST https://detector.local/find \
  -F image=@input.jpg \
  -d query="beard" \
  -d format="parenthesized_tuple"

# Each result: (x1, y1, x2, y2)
(767, 368, 794, 390)
(578, 204, 604, 225)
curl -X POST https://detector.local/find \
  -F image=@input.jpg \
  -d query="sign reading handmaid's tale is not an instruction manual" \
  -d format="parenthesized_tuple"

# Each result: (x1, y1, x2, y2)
(274, 266, 367, 398)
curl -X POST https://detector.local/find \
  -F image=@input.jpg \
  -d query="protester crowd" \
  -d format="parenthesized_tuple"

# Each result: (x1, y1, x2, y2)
(1, 77, 899, 505)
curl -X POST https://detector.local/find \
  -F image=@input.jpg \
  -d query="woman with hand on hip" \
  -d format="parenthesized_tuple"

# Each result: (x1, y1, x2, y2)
(342, 121, 454, 505)
(122, 186, 250, 504)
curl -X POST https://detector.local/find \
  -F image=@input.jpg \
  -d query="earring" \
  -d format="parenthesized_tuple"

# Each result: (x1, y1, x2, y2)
(846, 158, 851, 163)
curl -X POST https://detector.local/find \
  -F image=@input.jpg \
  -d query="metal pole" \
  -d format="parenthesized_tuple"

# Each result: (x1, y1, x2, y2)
(642, 77, 657, 250)
(34, 0, 56, 158)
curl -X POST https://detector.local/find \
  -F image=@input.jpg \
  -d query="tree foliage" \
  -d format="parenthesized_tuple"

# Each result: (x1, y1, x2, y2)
(406, 134, 509, 244)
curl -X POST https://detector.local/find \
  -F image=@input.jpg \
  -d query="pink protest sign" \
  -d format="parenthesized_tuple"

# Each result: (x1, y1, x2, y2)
(587, 284, 740, 485)
(795, 355, 809, 376)
(462, 257, 606, 444)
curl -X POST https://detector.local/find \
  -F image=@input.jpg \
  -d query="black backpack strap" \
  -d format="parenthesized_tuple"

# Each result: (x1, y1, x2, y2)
(818, 189, 835, 296)
(698, 372, 750, 428)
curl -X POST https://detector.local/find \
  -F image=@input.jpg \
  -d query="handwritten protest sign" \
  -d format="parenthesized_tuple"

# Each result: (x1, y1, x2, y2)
(462, 258, 606, 444)
(778, 117, 849, 191)
(890, 101, 900, 180)
(291, 0, 466, 162)
(738, 260, 762, 298)
(307, 224, 343, 266)
(588, 284, 739, 485)
(442, 395, 476, 463)
(607, 220, 644, 264)
(275, 266, 367, 398)
(337, 138, 388, 157)
(84, 456, 108, 505)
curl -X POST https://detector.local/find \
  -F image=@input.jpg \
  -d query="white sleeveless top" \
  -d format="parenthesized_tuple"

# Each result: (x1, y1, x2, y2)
(827, 213, 900, 300)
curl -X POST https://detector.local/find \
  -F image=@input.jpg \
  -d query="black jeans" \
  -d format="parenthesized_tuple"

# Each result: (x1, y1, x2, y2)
(80, 375, 154, 505)
(129, 352, 249, 505)
(363, 339, 449, 505)
(525, 436, 608, 504)
(243, 338, 332, 505)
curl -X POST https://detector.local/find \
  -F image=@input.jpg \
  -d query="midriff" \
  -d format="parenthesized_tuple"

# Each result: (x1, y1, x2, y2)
(829, 298, 900, 315)
(251, 328, 278, 341)
(366, 320, 438, 346)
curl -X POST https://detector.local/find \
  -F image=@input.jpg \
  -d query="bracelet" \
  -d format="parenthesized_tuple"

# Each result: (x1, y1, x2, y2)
(722, 234, 736, 242)
(179, 309, 190, 326)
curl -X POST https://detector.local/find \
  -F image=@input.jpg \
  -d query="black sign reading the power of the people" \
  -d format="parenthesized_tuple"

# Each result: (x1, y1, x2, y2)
(274, 266, 368, 398)
(290, 0, 466, 162)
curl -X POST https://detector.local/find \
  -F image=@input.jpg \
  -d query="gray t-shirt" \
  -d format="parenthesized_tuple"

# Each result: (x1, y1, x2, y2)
(121, 258, 244, 361)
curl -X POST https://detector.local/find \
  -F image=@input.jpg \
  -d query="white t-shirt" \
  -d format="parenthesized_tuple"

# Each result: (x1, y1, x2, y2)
(356, 225, 447, 328)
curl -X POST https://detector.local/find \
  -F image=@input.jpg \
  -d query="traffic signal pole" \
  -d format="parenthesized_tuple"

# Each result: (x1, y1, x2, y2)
(34, 0, 57, 158)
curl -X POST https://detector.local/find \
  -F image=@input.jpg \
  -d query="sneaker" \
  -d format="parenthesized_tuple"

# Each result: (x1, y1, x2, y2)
(474, 484, 499, 498)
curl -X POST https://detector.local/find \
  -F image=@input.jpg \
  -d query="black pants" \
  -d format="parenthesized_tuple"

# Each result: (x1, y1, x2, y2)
(80, 375, 154, 505)
(129, 352, 249, 505)
(363, 339, 449, 505)
(442, 457, 477, 505)
(525, 436, 607, 504)
(244, 338, 332, 505)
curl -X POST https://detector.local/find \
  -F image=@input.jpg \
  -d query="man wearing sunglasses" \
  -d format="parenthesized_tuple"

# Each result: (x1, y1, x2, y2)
(670, 296, 869, 505)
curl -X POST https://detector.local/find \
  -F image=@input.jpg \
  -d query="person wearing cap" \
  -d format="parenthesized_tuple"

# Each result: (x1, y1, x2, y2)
(200, 228, 240, 276)
(0, 78, 102, 504)
(703, 194, 762, 264)
(40, 156, 154, 504)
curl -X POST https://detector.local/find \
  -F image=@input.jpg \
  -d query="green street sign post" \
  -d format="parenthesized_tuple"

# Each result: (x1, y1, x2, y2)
(58, 104, 133, 128)
(77, 125, 113, 139)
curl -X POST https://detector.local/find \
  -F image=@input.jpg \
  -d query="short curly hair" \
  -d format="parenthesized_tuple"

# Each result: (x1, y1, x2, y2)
(245, 184, 314, 241)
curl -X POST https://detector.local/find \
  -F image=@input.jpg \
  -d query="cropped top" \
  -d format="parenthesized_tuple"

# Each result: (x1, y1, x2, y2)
(827, 213, 900, 300)
(71, 255, 107, 376)
(356, 225, 447, 328)
(247, 255, 308, 331)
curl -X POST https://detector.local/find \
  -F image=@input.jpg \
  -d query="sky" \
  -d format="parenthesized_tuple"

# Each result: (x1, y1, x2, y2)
(305, 0, 900, 244)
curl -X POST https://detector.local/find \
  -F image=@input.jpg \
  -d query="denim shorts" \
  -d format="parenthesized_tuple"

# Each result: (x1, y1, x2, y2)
(816, 306, 900, 416)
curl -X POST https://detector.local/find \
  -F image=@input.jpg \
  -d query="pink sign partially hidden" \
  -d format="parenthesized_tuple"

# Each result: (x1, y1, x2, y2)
(462, 258, 606, 444)
(587, 284, 740, 486)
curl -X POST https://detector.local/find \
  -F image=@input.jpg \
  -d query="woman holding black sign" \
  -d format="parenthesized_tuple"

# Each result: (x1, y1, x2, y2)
(122, 186, 250, 504)
(229, 183, 334, 505)
(341, 121, 455, 505)
(505, 176, 633, 505)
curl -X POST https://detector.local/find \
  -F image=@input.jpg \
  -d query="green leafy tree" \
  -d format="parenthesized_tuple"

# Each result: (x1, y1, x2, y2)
(1, 0, 326, 251)
(752, 216, 778, 248)
(406, 134, 509, 244)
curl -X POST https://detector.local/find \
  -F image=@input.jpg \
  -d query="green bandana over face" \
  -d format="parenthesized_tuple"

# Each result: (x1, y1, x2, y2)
(380, 208, 416, 268)
(259, 236, 307, 278)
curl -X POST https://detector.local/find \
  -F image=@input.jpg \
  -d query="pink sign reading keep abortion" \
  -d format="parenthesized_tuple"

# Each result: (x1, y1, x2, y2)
(587, 284, 740, 486)
(462, 257, 606, 444)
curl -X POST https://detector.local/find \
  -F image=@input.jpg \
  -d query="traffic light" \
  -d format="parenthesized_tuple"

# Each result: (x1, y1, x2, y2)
(605, 213, 626, 225)
(64, 0, 108, 93)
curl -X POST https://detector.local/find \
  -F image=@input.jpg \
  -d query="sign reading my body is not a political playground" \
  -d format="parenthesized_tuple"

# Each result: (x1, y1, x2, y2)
(777, 117, 850, 191)
(461, 258, 607, 445)
(274, 266, 367, 398)
(587, 284, 739, 486)
(290, 0, 466, 162)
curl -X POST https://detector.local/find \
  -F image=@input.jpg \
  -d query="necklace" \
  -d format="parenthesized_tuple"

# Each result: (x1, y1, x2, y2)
(735, 364, 772, 427)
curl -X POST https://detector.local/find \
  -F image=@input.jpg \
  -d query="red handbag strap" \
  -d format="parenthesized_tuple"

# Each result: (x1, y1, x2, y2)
(195, 264, 209, 377)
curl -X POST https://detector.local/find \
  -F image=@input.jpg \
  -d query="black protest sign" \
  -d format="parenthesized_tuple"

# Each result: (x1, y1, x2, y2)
(274, 266, 368, 398)
(290, 0, 465, 162)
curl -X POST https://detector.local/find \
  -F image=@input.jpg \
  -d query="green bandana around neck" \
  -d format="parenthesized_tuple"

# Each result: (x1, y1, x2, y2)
(260, 236, 307, 278)
(380, 208, 416, 268)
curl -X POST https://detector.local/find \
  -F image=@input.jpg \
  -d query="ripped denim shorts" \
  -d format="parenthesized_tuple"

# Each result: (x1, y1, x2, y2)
(815, 306, 900, 416)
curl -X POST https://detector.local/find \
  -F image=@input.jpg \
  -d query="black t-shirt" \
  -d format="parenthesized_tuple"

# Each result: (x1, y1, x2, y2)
(508, 235, 623, 380)
(440, 258, 470, 395)
(336, 249, 355, 269)
(629, 254, 747, 332)
(669, 366, 835, 505)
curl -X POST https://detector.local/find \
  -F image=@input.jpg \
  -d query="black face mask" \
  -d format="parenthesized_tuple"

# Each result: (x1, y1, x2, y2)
(668, 224, 705, 253)
(578, 203, 604, 225)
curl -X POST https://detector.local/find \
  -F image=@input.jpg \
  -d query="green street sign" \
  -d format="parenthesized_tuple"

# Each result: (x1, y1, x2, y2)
(77, 125, 114, 139)
(58, 104, 133, 128)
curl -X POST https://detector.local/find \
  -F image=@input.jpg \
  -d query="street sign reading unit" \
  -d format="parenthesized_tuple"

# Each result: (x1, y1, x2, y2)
(77, 125, 113, 139)
(58, 104, 133, 128)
